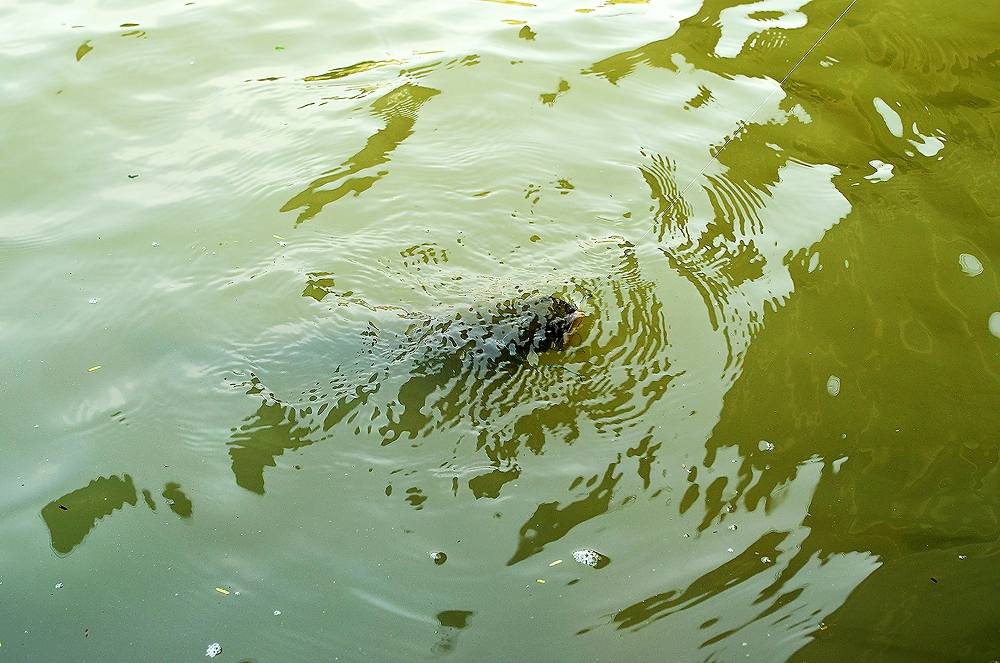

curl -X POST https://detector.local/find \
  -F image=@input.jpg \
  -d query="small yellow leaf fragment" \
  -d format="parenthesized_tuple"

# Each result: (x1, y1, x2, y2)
(215, 587, 230, 596)
(76, 40, 93, 61)
(88, 365, 102, 372)
(272, 234, 286, 240)
(535, 579, 545, 584)
(548, 560, 563, 567)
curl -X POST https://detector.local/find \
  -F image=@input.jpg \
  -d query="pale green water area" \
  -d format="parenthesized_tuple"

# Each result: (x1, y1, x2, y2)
(2, 0, 1000, 660)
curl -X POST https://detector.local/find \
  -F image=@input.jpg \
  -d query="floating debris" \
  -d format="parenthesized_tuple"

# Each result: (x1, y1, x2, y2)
(205, 642, 222, 658)
(535, 579, 545, 584)
(826, 375, 841, 397)
(761, 556, 772, 564)
(430, 551, 447, 565)
(989, 312, 1000, 340)
(75, 40, 93, 61)
(127, 173, 139, 179)
(548, 559, 562, 567)
(572, 549, 610, 569)
(87, 365, 102, 372)
(214, 587, 230, 596)
(758, 440, 775, 452)
(959, 253, 983, 277)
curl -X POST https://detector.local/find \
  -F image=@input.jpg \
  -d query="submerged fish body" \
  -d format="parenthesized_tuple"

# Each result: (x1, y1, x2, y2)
(228, 293, 593, 490)
(407, 294, 587, 368)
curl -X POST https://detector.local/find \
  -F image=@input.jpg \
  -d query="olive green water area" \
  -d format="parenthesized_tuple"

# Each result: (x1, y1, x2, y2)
(2, 0, 999, 660)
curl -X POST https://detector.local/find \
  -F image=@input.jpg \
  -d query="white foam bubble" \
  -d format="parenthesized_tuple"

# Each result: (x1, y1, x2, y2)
(959, 253, 983, 277)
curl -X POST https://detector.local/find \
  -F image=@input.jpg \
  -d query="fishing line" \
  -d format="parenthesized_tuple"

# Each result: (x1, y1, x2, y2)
(628, 0, 862, 248)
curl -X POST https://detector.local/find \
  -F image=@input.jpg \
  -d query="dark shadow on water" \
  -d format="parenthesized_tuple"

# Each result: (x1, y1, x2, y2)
(42, 476, 195, 554)
(162, 482, 193, 518)
(432, 610, 474, 656)
(507, 460, 622, 566)
(280, 83, 440, 224)
(42, 475, 138, 555)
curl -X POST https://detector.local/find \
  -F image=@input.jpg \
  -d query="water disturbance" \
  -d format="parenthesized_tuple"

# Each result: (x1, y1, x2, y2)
(1, 0, 999, 661)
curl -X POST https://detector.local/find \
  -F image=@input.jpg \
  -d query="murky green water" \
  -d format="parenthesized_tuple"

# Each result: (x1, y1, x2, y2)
(2, 0, 999, 660)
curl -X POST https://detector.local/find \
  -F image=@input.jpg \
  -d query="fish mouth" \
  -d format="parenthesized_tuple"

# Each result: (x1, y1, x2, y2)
(565, 310, 587, 340)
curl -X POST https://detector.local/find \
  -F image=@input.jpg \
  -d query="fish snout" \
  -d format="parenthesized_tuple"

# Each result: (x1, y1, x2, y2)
(566, 310, 588, 338)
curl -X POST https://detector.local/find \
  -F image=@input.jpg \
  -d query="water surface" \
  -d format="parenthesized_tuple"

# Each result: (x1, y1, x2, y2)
(2, 0, 999, 660)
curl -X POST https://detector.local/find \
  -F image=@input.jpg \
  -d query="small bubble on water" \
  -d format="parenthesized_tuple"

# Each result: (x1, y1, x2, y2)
(728, 524, 738, 531)
(758, 440, 775, 452)
(55, 582, 64, 589)
(826, 375, 841, 397)
(151, 242, 160, 247)
(959, 253, 984, 277)
(88, 298, 99, 304)
(958, 554, 967, 560)
(273, 610, 282, 616)
(761, 556, 771, 564)
(989, 312, 1000, 340)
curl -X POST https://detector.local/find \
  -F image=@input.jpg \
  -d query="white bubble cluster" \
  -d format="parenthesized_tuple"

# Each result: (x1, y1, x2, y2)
(205, 642, 222, 658)
(572, 549, 602, 567)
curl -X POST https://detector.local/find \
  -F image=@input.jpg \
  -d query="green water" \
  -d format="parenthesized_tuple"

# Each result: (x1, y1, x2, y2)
(2, 0, 999, 660)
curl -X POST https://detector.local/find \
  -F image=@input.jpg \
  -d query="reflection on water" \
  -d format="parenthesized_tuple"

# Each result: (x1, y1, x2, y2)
(42, 475, 138, 555)
(280, 84, 441, 224)
(432, 610, 474, 655)
(42, 476, 193, 554)
(12, 0, 1000, 658)
(231, 0, 856, 653)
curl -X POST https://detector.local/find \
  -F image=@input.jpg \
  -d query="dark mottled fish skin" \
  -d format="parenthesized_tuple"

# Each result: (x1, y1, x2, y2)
(404, 295, 587, 369)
